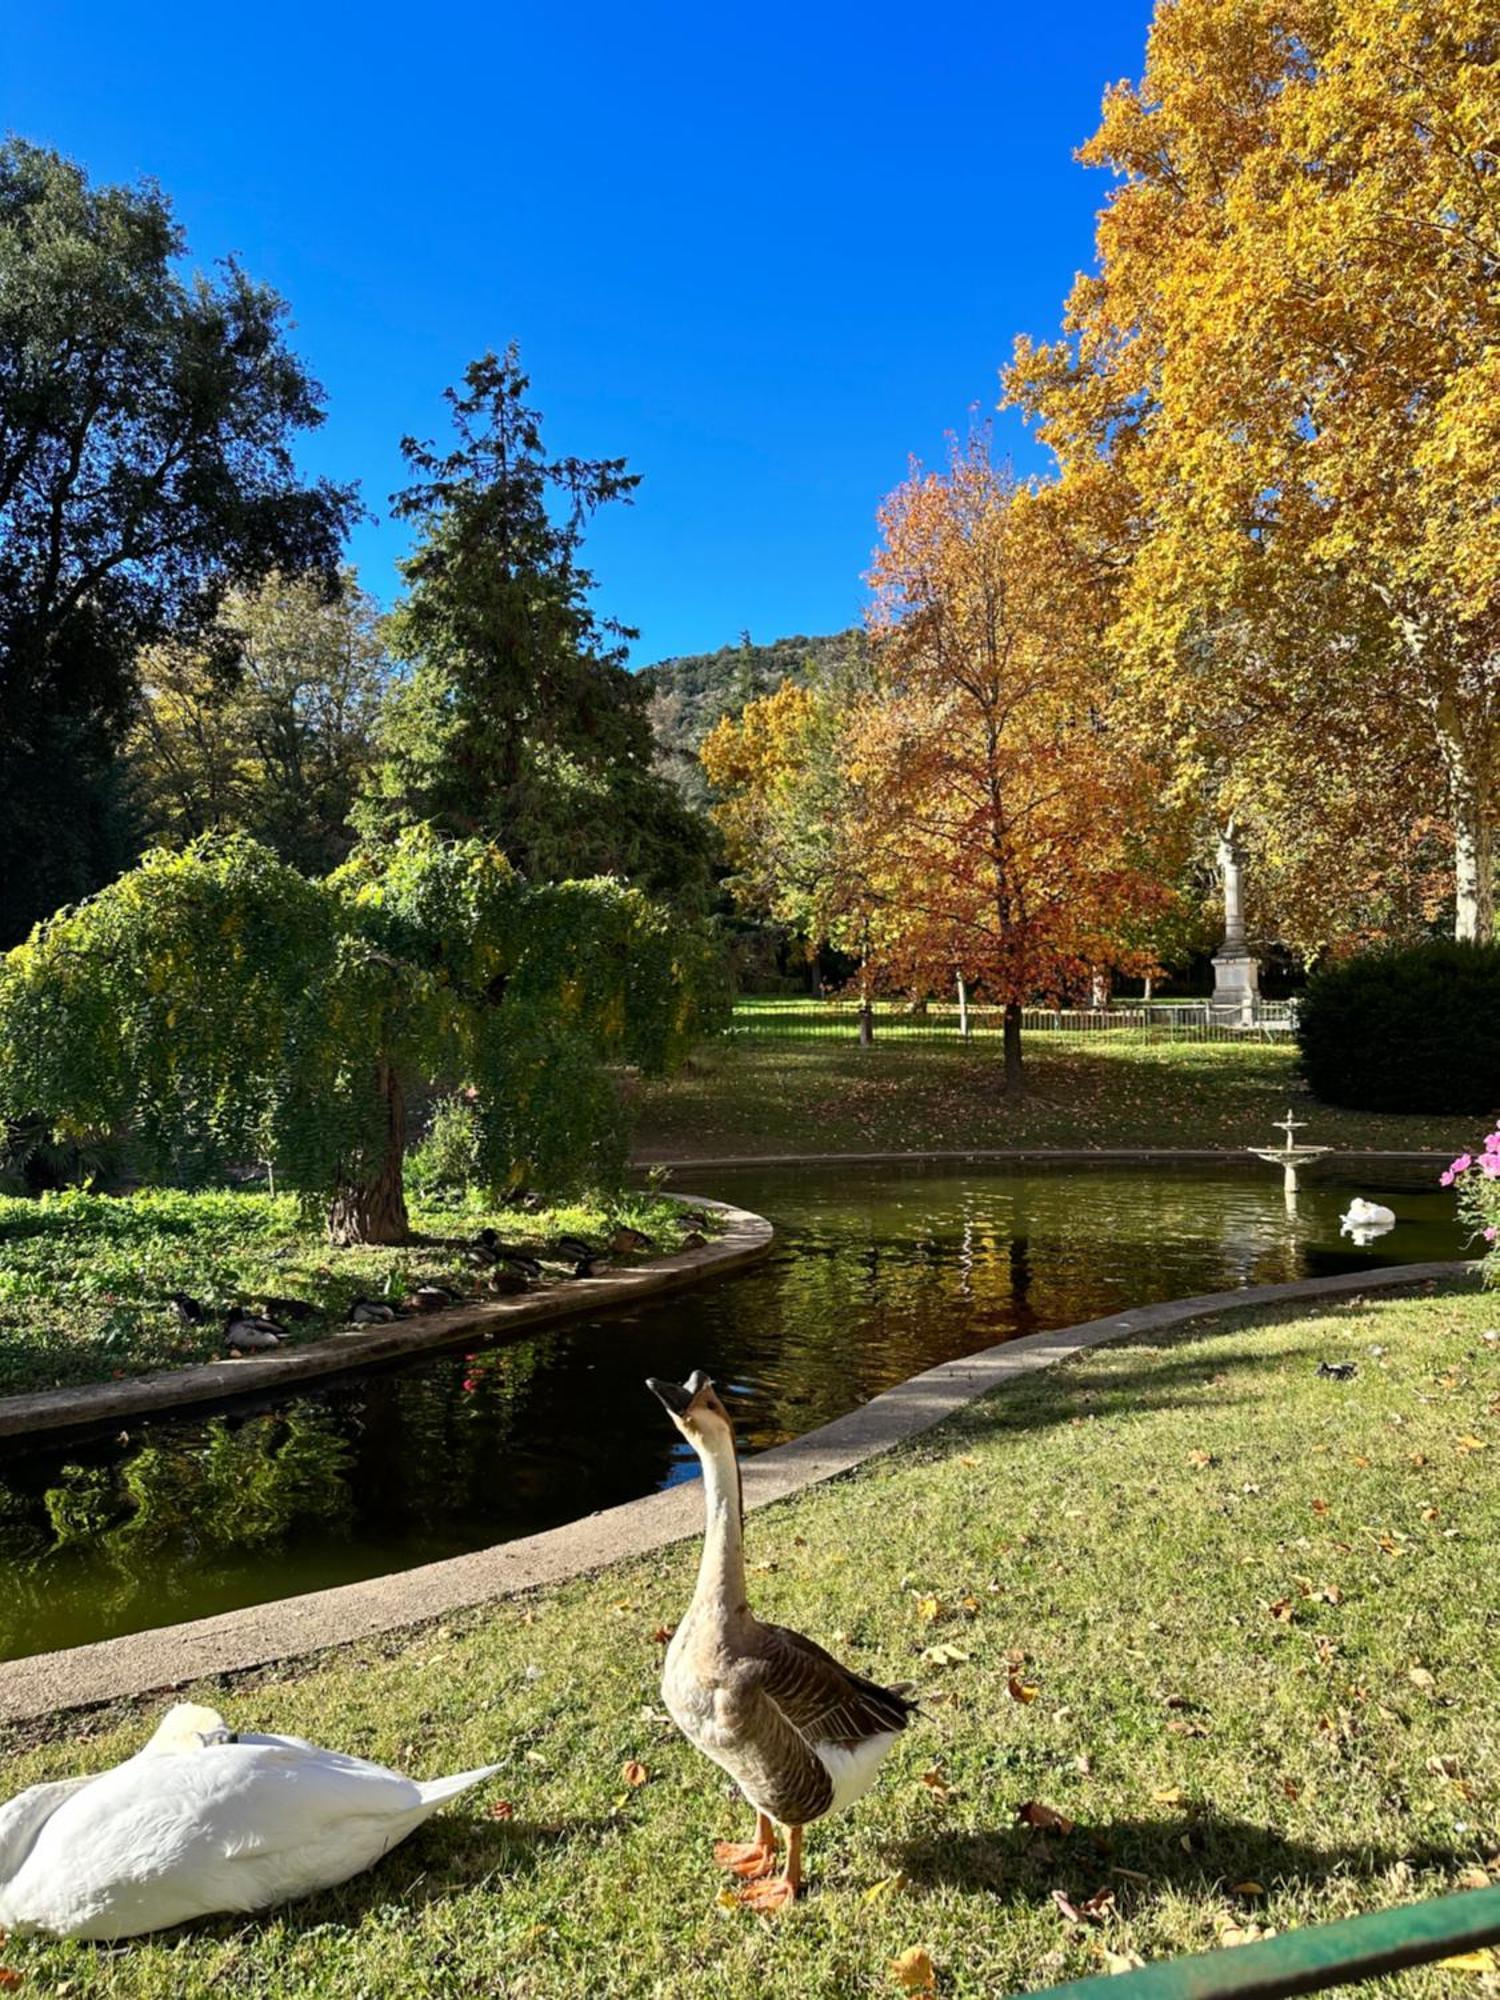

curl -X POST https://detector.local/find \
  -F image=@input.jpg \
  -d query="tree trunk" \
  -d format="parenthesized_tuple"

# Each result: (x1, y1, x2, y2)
(1143, 975, 1154, 1003)
(1454, 794, 1495, 944)
(1435, 700, 1495, 943)
(858, 1000, 874, 1046)
(1003, 1001, 1023, 1094)
(327, 1062, 411, 1245)
(956, 973, 970, 1039)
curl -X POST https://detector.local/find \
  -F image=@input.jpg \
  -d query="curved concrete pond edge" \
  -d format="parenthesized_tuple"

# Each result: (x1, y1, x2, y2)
(0, 1254, 1473, 1725)
(639, 1146, 1455, 1170)
(0, 1195, 773, 1442)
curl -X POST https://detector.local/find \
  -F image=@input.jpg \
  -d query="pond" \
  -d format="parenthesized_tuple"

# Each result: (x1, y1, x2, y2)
(0, 1158, 1463, 1662)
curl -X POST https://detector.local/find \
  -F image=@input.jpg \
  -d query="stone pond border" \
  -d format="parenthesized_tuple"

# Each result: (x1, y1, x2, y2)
(0, 1252, 1474, 1724)
(0, 1196, 774, 1443)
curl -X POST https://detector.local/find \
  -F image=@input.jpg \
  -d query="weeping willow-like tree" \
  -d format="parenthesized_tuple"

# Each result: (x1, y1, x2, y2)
(0, 831, 725, 1243)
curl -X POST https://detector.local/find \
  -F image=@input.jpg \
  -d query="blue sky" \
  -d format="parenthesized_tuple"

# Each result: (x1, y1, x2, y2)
(3, 0, 1154, 664)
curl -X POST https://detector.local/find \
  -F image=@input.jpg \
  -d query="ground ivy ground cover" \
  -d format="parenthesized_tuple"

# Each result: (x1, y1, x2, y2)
(0, 1186, 687, 1396)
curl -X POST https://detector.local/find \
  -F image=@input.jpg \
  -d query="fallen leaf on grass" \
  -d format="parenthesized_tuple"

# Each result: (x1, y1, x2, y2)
(1408, 1666, 1437, 1693)
(1457, 1435, 1488, 1454)
(1217, 1922, 1274, 1947)
(620, 1760, 649, 1787)
(1456, 1867, 1492, 1891)
(1268, 1599, 1296, 1624)
(864, 1873, 908, 1905)
(1440, 1951, 1500, 1973)
(1281, 1777, 1302, 1800)
(1151, 1787, 1187, 1807)
(1054, 1887, 1115, 1925)
(1168, 1718, 1210, 1738)
(1310, 1498, 1330, 1515)
(916, 1596, 943, 1623)
(1101, 1948, 1145, 1974)
(1008, 1675, 1040, 1703)
(1018, 1801, 1076, 1833)
(650, 1625, 675, 1644)
(1232, 1880, 1265, 1896)
(715, 1887, 740, 1911)
(919, 1769, 952, 1799)
(486, 1800, 515, 1820)
(1427, 1755, 1467, 1779)
(921, 1643, 969, 1668)
(890, 1945, 937, 1993)
(0, 1975, 21, 1993)
(1187, 1449, 1215, 1467)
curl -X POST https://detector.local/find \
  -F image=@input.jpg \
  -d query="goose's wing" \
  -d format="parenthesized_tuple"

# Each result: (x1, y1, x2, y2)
(756, 1623, 916, 1750)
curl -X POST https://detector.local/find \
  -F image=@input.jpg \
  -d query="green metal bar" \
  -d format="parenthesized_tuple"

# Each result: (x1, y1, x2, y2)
(1022, 1886, 1500, 2000)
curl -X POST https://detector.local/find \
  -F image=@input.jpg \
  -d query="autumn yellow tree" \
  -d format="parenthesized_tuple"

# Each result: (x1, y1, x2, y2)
(701, 674, 890, 990)
(1007, 0, 1499, 938)
(859, 435, 1169, 1090)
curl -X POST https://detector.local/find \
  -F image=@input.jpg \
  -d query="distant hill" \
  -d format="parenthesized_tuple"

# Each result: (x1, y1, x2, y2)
(637, 629, 866, 809)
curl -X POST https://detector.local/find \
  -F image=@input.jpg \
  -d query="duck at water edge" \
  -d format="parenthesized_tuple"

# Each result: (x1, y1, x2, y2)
(647, 1370, 916, 1909)
(0, 1702, 500, 1940)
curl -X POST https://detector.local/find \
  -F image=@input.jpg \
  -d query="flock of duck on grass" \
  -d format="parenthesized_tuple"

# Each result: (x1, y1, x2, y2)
(179, 1212, 713, 1357)
(0, 1370, 910, 1937)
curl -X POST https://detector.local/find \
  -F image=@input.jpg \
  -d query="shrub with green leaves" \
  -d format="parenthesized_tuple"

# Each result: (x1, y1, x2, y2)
(0, 831, 727, 1242)
(1297, 940, 1500, 1114)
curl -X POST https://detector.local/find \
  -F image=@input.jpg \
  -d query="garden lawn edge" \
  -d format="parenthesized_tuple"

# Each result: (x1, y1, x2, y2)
(0, 1195, 772, 1440)
(0, 1255, 1472, 1724)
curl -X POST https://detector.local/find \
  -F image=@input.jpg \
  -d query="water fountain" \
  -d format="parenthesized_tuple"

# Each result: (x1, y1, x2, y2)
(1249, 1108, 1330, 1207)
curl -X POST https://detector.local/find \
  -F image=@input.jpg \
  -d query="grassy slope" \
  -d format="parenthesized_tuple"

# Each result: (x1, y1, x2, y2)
(0, 1188, 689, 1397)
(633, 1038, 1469, 1160)
(4, 1280, 1497, 1997)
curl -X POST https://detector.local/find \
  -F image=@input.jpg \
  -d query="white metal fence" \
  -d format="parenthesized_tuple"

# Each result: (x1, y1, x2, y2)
(729, 1000, 1298, 1045)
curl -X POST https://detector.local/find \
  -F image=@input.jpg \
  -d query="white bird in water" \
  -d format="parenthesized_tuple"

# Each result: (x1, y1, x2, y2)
(0, 1702, 500, 1940)
(1340, 1198, 1396, 1240)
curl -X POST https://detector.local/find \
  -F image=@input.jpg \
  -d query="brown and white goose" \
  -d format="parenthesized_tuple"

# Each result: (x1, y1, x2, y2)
(646, 1370, 915, 1909)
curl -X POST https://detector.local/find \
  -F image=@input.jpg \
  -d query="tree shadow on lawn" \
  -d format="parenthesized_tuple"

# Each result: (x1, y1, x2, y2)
(896, 1811, 1475, 1905)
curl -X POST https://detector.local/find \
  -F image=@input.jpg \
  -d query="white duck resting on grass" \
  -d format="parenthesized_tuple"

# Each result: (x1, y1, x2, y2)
(647, 1370, 916, 1909)
(0, 1702, 500, 1940)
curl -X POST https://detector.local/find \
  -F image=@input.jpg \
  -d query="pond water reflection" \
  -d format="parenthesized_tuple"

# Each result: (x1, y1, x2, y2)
(0, 1159, 1461, 1660)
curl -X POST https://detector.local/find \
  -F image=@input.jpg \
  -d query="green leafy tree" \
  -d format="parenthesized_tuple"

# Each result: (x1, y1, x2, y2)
(129, 568, 395, 874)
(0, 139, 356, 945)
(356, 346, 713, 906)
(0, 832, 725, 1244)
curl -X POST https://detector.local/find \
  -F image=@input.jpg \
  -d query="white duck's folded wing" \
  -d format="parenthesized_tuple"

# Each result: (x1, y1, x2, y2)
(0, 1740, 500, 1941)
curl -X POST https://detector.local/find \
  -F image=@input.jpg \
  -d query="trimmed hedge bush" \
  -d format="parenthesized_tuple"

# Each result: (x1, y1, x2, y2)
(1297, 940, 1500, 1114)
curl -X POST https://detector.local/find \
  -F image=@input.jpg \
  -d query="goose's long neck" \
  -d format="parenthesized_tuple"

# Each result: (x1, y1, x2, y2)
(691, 1427, 748, 1619)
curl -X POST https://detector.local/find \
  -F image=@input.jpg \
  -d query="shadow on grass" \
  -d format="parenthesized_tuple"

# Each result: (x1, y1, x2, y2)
(141, 1813, 619, 1942)
(896, 1812, 1475, 1903)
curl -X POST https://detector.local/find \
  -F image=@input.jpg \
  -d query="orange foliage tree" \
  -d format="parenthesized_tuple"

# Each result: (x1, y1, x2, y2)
(1007, 0, 1499, 939)
(858, 434, 1171, 1090)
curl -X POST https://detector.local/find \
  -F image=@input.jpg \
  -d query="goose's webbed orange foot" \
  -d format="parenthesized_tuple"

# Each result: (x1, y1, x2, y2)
(714, 1839, 776, 1879)
(737, 1873, 798, 1911)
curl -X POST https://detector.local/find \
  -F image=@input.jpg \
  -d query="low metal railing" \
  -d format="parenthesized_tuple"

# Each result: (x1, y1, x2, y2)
(727, 1001, 1298, 1046)
(1023, 1883, 1500, 2000)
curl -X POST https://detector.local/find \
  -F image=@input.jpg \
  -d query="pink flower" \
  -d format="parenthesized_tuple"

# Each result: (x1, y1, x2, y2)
(1443, 1153, 1474, 1186)
(1485, 1227, 1498, 1243)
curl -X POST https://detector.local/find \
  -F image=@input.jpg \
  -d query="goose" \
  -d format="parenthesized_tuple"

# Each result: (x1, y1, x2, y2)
(647, 1371, 915, 1909)
(223, 1310, 287, 1354)
(169, 1291, 207, 1325)
(1340, 1198, 1396, 1237)
(0, 1701, 501, 1940)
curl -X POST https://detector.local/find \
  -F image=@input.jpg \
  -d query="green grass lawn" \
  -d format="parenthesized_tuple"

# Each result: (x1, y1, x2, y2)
(0, 1186, 688, 1398)
(632, 1035, 1467, 1161)
(3, 1279, 1496, 1996)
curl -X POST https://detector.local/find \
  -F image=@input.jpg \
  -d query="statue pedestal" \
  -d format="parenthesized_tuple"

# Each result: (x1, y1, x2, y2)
(1212, 950, 1260, 1024)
